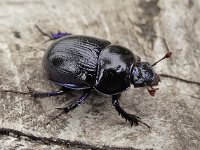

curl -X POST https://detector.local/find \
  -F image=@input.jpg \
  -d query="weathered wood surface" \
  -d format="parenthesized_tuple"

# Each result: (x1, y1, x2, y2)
(0, 0, 199, 149)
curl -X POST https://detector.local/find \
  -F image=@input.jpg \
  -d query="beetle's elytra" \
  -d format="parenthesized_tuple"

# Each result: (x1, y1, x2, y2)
(2, 26, 172, 128)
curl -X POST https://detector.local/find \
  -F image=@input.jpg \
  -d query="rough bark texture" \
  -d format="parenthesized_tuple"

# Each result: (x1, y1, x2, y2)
(0, 0, 200, 149)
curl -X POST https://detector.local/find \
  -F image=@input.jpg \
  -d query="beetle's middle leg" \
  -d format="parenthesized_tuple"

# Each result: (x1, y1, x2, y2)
(46, 89, 92, 125)
(57, 89, 92, 113)
(35, 25, 71, 41)
(112, 94, 150, 129)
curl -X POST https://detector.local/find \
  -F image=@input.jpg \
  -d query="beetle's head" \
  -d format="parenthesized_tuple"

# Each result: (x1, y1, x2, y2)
(130, 52, 172, 96)
(131, 62, 160, 87)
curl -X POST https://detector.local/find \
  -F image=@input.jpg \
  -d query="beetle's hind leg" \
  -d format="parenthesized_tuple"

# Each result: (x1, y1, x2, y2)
(1, 86, 66, 98)
(46, 89, 92, 125)
(112, 94, 150, 129)
(35, 25, 71, 41)
(27, 86, 67, 98)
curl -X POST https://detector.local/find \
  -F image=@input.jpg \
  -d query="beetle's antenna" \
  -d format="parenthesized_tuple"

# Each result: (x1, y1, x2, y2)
(152, 52, 172, 67)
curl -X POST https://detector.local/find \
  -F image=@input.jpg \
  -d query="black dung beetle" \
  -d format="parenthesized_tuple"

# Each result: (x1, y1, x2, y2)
(2, 26, 172, 128)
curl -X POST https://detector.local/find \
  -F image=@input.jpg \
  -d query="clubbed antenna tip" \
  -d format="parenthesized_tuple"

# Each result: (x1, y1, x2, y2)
(152, 52, 172, 67)
(165, 52, 172, 58)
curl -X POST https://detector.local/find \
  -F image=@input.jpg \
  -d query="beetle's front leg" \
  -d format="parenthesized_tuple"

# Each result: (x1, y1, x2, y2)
(112, 94, 150, 129)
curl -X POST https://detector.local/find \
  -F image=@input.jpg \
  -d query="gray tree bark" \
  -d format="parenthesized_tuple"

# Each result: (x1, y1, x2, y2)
(0, 0, 199, 149)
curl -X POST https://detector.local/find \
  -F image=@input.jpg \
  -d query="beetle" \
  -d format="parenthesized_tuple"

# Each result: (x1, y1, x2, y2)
(2, 26, 172, 128)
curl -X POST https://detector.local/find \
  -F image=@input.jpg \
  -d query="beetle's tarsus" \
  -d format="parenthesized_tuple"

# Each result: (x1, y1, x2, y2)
(35, 25, 71, 41)
(50, 32, 71, 39)
(35, 25, 52, 39)
(55, 107, 72, 113)
(0, 89, 29, 95)
(112, 94, 150, 129)
(46, 111, 66, 125)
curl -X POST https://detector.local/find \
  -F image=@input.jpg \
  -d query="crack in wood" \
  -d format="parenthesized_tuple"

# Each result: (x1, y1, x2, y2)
(0, 128, 150, 150)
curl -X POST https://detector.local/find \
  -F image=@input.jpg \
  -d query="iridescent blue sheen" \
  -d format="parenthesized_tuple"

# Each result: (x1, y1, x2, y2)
(51, 32, 71, 39)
